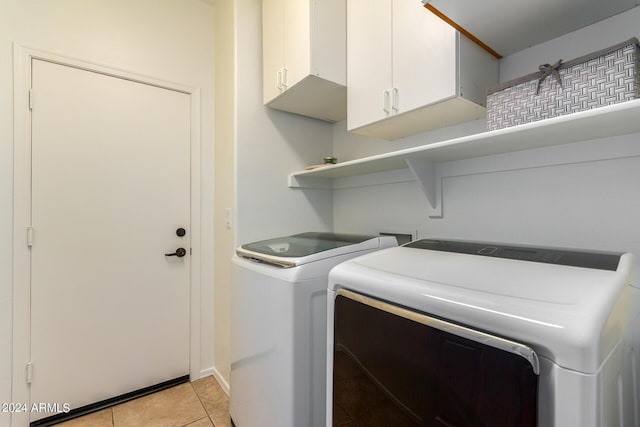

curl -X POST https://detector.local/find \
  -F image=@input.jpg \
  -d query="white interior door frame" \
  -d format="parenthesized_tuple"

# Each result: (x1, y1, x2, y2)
(11, 45, 203, 427)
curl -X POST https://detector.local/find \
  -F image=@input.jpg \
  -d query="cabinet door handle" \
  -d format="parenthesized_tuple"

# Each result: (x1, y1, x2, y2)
(277, 69, 283, 91)
(392, 87, 399, 114)
(383, 90, 390, 114)
(281, 67, 288, 90)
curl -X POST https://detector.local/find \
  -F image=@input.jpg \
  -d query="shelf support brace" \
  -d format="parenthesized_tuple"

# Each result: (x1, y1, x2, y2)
(405, 158, 442, 218)
(288, 173, 332, 190)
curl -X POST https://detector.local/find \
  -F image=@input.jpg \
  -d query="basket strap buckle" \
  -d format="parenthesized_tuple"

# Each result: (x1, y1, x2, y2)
(536, 59, 564, 94)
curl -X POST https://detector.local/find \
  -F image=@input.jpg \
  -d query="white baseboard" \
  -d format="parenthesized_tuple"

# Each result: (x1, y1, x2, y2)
(200, 366, 230, 396)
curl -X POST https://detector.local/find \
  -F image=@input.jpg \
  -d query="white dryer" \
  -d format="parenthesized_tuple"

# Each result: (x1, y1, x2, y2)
(230, 232, 397, 427)
(327, 239, 640, 427)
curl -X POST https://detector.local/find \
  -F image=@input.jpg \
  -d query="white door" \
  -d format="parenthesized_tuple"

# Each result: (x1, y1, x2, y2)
(346, 0, 393, 131)
(282, 0, 310, 90)
(392, 1, 457, 114)
(29, 59, 191, 421)
(263, 0, 285, 104)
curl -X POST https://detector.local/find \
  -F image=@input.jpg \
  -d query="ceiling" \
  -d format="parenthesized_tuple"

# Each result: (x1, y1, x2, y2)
(425, 0, 640, 56)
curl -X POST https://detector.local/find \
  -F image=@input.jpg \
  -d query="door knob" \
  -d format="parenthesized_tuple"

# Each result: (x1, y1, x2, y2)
(165, 248, 187, 258)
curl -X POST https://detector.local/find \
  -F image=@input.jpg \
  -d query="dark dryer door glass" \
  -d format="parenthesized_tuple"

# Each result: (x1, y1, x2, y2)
(332, 292, 538, 427)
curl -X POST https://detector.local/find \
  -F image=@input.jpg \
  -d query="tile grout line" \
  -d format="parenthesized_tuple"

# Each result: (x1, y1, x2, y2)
(188, 382, 213, 427)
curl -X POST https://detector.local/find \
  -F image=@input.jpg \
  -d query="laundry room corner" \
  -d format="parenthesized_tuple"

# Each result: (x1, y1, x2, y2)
(212, 0, 336, 391)
(329, 6, 640, 286)
(3, 0, 640, 425)
(234, 0, 334, 246)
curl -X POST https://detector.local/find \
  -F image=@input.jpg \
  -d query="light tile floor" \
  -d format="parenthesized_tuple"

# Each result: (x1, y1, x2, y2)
(55, 376, 230, 427)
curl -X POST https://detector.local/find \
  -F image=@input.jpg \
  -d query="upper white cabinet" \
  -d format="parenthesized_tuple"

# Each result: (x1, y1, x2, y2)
(347, 0, 498, 140)
(262, 0, 347, 122)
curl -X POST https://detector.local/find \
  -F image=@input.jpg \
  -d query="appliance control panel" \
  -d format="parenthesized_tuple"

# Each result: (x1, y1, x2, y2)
(405, 239, 622, 271)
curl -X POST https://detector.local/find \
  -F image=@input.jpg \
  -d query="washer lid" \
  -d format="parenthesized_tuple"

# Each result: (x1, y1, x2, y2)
(237, 232, 394, 268)
(329, 239, 635, 374)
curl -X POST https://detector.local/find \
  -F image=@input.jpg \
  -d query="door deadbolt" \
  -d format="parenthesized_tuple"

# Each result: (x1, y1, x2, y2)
(165, 248, 187, 258)
(176, 228, 186, 237)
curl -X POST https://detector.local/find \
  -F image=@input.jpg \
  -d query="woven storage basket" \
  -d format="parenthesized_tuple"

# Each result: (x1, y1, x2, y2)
(486, 38, 640, 131)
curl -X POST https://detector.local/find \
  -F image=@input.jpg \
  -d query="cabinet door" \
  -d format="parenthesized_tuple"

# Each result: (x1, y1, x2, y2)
(347, 0, 393, 131)
(392, 2, 457, 114)
(263, 0, 285, 104)
(282, 0, 311, 91)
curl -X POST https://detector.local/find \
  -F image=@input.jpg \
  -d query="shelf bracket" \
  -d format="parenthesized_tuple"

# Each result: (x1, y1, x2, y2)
(405, 158, 442, 218)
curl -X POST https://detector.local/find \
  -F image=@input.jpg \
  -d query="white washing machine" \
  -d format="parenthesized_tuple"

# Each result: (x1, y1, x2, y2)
(327, 239, 640, 427)
(230, 232, 397, 427)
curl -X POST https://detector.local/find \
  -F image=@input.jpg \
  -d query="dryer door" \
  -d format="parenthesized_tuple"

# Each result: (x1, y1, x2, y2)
(331, 289, 539, 426)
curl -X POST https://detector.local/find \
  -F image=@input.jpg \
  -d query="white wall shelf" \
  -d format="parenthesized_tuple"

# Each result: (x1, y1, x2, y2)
(289, 99, 640, 216)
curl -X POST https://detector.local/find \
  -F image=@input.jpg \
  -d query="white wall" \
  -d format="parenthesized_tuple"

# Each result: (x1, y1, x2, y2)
(213, 0, 235, 391)
(332, 7, 640, 278)
(500, 7, 640, 81)
(0, 2, 215, 425)
(234, 0, 334, 246)
(210, 0, 334, 389)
